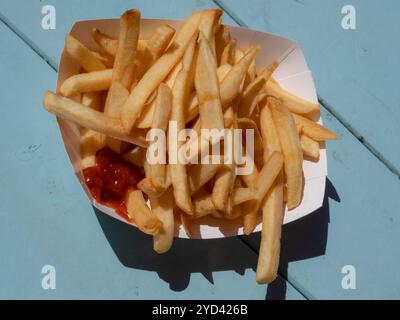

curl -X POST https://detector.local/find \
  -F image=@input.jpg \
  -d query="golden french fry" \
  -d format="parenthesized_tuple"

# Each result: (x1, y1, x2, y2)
(265, 78, 320, 114)
(43, 91, 148, 147)
(238, 61, 279, 117)
(242, 151, 284, 235)
(292, 113, 337, 141)
(80, 129, 104, 169)
(168, 34, 197, 215)
(186, 63, 232, 123)
(80, 91, 105, 168)
(126, 189, 162, 235)
(195, 33, 225, 131)
(65, 34, 107, 72)
(220, 46, 260, 109)
(220, 39, 236, 65)
(193, 188, 255, 219)
(136, 24, 176, 80)
(151, 187, 175, 253)
(301, 134, 320, 160)
(60, 69, 112, 97)
(215, 24, 231, 65)
(149, 84, 172, 190)
(199, 9, 222, 57)
(256, 170, 284, 284)
(121, 10, 202, 132)
(269, 97, 303, 210)
(180, 209, 192, 237)
(105, 9, 140, 118)
(260, 101, 281, 162)
(240, 153, 259, 189)
(212, 163, 236, 213)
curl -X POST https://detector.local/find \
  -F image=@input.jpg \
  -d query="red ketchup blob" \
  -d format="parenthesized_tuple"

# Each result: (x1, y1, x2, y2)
(82, 147, 142, 220)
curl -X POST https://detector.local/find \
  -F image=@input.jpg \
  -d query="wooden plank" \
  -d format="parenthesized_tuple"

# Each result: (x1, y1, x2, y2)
(216, 0, 400, 173)
(0, 8, 304, 300)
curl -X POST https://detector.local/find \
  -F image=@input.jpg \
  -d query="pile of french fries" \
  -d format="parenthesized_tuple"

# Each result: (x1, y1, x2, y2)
(42, 9, 336, 284)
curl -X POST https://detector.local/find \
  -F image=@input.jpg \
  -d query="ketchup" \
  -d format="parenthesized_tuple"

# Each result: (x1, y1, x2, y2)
(82, 147, 142, 220)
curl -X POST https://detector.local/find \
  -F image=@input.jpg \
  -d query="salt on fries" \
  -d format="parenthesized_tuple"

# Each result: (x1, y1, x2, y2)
(42, 8, 337, 285)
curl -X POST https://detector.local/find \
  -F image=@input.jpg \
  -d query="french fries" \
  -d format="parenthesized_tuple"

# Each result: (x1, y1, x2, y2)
(121, 10, 204, 132)
(265, 78, 320, 115)
(293, 113, 337, 141)
(256, 171, 284, 284)
(43, 91, 148, 147)
(269, 97, 303, 210)
(195, 33, 225, 131)
(105, 9, 140, 118)
(43, 8, 337, 285)
(126, 189, 162, 235)
(151, 188, 175, 253)
(168, 35, 197, 215)
(301, 134, 320, 160)
(65, 34, 107, 72)
(60, 69, 112, 97)
(242, 151, 284, 235)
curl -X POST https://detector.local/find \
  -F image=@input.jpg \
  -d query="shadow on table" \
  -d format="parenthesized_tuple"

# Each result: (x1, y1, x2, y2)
(93, 208, 258, 292)
(93, 177, 340, 297)
(240, 178, 340, 300)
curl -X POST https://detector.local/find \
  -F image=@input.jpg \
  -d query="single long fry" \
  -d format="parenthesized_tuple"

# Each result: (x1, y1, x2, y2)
(242, 151, 284, 235)
(65, 34, 106, 72)
(260, 101, 281, 162)
(269, 97, 303, 209)
(198, 9, 222, 58)
(168, 35, 197, 215)
(293, 113, 337, 141)
(265, 78, 320, 114)
(43, 91, 148, 147)
(150, 83, 172, 190)
(105, 9, 140, 118)
(126, 190, 162, 235)
(256, 170, 284, 284)
(151, 188, 175, 253)
(195, 33, 225, 131)
(300, 134, 320, 160)
(121, 10, 202, 132)
(60, 69, 112, 97)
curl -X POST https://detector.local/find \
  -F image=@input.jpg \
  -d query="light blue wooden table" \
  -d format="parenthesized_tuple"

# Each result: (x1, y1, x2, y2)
(0, 0, 399, 300)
